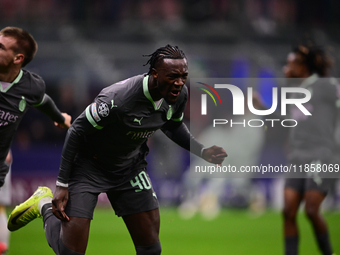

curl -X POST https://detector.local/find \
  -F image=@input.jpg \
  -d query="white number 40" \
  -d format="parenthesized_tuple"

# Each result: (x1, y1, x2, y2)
(130, 171, 151, 192)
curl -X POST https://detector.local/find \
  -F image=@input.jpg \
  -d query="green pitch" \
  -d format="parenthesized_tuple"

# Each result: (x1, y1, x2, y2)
(8, 207, 340, 254)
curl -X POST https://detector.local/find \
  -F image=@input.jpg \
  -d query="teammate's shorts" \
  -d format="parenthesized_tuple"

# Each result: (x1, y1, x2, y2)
(285, 158, 337, 195)
(65, 158, 159, 219)
(284, 178, 335, 196)
(0, 167, 11, 206)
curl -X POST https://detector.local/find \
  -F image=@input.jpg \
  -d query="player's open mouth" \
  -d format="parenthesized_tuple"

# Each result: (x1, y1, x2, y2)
(170, 90, 180, 97)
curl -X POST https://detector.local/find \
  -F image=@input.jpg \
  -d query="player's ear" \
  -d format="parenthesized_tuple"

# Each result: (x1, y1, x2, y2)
(151, 68, 158, 79)
(14, 53, 24, 65)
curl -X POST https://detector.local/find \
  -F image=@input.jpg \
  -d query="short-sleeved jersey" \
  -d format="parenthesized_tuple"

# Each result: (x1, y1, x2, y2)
(73, 74, 187, 176)
(288, 74, 340, 163)
(0, 69, 45, 162)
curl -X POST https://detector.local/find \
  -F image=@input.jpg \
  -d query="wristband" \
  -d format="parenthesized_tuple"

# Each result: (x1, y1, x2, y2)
(56, 180, 68, 188)
(201, 147, 206, 157)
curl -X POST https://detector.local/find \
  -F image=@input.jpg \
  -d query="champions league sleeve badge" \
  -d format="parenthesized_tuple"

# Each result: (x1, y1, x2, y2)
(98, 102, 110, 117)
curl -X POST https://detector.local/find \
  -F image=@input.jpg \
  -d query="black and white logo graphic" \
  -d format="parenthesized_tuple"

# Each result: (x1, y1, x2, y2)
(98, 102, 109, 117)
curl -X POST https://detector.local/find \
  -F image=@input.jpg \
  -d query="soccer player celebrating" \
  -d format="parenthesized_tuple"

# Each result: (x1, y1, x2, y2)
(282, 44, 337, 255)
(8, 44, 227, 255)
(0, 26, 71, 254)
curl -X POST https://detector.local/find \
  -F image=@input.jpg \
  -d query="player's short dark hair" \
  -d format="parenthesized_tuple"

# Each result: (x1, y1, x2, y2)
(292, 43, 333, 77)
(0, 26, 37, 67)
(143, 44, 186, 74)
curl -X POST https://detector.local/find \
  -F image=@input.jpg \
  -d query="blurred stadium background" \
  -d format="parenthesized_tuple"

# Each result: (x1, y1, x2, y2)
(1, 0, 340, 254)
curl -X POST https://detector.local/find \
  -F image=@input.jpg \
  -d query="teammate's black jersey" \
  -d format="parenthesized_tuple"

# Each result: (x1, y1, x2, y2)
(67, 74, 187, 177)
(0, 69, 45, 162)
(288, 74, 340, 163)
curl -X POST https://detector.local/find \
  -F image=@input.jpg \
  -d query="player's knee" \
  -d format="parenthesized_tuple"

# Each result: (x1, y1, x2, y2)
(59, 240, 85, 255)
(136, 241, 162, 255)
(282, 206, 296, 222)
(304, 205, 319, 220)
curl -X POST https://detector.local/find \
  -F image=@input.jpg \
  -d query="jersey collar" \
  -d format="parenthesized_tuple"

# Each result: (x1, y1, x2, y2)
(143, 75, 164, 110)
(0, 69, 23, 93)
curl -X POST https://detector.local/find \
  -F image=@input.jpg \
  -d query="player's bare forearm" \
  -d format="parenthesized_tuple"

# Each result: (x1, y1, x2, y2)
(202, 145, 227, 165)
(52, 186, 70, 221)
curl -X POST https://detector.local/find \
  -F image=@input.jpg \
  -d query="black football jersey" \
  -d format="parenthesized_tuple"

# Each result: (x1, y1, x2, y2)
(0, 69, 45, 162)
(71, 74, 187, 175)
(288, 74, 340, 163)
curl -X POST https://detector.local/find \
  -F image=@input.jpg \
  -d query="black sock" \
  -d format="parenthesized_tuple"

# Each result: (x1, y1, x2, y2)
(316, 232, 333, 255)
(285, 236, 298, 255)
(42, 203, 62, 255)
(41, 203, 54, 225)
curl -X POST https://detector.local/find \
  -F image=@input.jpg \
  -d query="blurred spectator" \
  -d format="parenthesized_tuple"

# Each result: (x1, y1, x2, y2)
(0, 0, 339, 29)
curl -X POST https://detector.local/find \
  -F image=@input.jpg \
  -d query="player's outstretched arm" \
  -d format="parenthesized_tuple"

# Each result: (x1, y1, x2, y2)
(202, 145, 227, 165)
(161, 121, 204, 157)
(35, 94, 72, 128)
(52, 186, 70, 221)
(161, 121, 227, 164)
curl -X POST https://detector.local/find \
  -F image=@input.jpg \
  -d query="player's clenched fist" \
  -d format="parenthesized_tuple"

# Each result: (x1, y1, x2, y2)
(202, 145, 228, 165)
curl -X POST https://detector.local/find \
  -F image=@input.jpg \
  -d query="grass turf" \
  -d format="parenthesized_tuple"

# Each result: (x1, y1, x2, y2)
(8, 206, 340, 254)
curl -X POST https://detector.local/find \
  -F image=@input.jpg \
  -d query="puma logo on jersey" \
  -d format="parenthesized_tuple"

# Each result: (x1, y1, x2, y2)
(134, 117, 143, 125)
